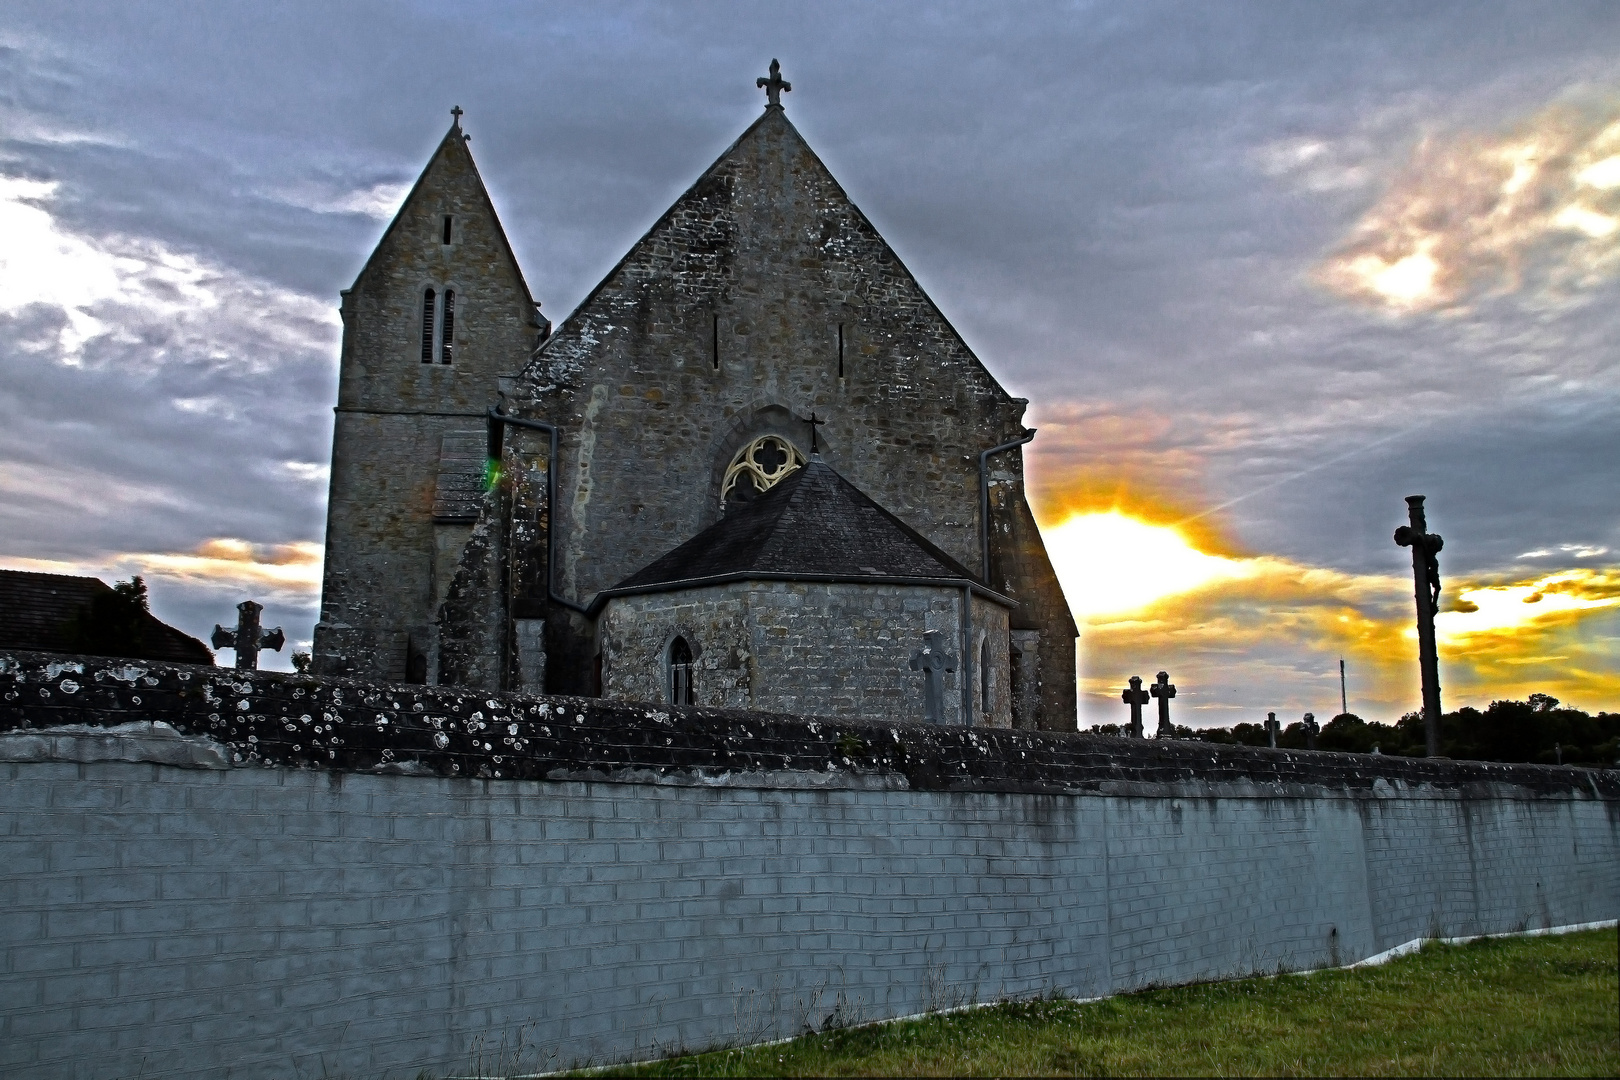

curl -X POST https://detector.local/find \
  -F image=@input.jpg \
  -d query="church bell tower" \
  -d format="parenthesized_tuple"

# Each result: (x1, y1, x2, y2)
(313, 108, 544, 682)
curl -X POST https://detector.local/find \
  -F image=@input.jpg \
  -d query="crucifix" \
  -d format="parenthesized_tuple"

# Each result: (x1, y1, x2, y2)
(211, 600, 285, 671)
(757, 59, 791, 108)
(1149, 671, 1177, 738)
(806, 411, 826, 454)
(1121, 675, 1149, 738)
(1394, 494, 1444, 756)
(1264, 712, 1280, 748)
(909, 628, 957, 724)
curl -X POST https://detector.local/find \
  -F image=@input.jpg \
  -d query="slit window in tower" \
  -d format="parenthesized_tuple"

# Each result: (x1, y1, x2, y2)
(838, 323, 844, 378)
(711, 315, 720, 369)
(420, 289, 436, 363)
(442, 215, 453, 244)
(981, 638, 992, 715)
(440, 290, 455, 364)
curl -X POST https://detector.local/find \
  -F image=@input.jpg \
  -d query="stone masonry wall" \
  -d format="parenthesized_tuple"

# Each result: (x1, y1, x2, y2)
(3, 651, 1615, 1079)
(315, 121, 541, 682)
(482, 107, 1076, 722)
(600, 581, 1012, 726)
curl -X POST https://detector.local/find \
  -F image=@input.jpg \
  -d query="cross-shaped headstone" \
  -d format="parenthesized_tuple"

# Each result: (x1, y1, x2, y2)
(1121, 675, 1149, 738)
(757, 59, 791, 108)
(451, 105, 463, 126)
(1149, 670, 1176, 738)
(909, 628, 957, 724)
(1264, 711, 1280, 748)
(807, 412, 826, 454)
(1394, 494, 1445, 756)
(211, 600, 285, 671)
(1302, 712, 1319, 751)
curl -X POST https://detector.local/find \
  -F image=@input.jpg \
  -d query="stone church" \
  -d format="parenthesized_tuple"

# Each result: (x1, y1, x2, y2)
(314, 67, 1078, 730)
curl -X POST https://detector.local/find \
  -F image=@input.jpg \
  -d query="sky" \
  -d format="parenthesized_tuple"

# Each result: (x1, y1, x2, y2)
(1, 1, 1617, 726)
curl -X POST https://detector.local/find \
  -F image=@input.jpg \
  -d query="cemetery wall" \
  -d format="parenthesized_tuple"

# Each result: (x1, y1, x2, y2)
(2, 651, 1616, 1079)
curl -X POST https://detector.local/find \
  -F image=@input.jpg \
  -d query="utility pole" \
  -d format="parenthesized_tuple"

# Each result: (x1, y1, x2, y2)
(1340, 658, 1347, 718)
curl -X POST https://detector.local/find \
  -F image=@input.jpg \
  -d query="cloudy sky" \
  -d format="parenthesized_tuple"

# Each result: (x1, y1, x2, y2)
(2, 1, 1617, 725)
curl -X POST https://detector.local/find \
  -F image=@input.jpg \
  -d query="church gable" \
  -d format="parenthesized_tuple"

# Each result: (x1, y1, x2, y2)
(511, 106, 1031, 603)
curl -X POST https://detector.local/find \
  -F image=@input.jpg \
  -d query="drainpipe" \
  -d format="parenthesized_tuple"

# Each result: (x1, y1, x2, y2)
(486, 409, 589, 616)
(978, 430, 1037, 584)
(960, 583, 974, 727)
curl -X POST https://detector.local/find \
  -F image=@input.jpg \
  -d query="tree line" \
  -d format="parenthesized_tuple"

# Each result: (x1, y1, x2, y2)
(1092, 695, 1619, 767)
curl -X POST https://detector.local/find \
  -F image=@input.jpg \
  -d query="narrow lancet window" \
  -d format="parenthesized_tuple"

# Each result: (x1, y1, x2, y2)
(668, 637, 694, 705)
(837, 323, 844, 378)
(420, 289, 436, 363)
(981, 639, 992, 715)
(440, 290, 455, 364)
(442, 215, 453, 244)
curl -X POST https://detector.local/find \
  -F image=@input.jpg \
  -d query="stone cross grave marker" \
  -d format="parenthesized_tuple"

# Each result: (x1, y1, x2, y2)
(757, 59, 791, 108)
(1394, 494, 1445, 756)
(1265, 712, 1280, 748)
(1303, 712, 1319, 750)
(1121, 675, 1150, 738)
(1150, 671, 1176, 738)
(211, 600, 285, 671)
(909, 628, 957, 724)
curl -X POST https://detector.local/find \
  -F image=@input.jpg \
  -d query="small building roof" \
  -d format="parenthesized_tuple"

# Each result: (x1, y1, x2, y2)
(0, 569, 214, 665)
(597, 458, 1010, 608)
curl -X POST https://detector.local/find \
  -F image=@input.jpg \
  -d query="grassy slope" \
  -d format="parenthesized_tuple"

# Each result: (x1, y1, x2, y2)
(592, 928, 1618, 1077)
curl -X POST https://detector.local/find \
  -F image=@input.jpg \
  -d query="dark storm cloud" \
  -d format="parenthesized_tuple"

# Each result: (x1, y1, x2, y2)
(1, 1, 1617, 694)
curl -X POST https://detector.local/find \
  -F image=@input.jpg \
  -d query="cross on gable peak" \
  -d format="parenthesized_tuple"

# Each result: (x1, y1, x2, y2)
(450, 105, 464, 128)
(757, 59, 791, 109)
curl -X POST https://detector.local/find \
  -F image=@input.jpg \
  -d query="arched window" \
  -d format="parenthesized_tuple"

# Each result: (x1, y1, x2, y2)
(980, 638, 992, 715)
(420, 289, 436, 363)
(440, 289, 455, 364)
(721, 435, 805, 509)
(668, 636, 694, 706)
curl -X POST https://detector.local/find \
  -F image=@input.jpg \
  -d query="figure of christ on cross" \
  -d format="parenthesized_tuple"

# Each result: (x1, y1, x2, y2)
(909, 629, 957, 724)
(1121, 675, 1150, 738)
(1150, 671, 1177, 738)
(1394, 495, 1445, 756)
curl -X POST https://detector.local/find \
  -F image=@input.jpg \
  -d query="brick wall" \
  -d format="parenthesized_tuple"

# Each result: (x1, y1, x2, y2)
(2, 652, 1616, 1079)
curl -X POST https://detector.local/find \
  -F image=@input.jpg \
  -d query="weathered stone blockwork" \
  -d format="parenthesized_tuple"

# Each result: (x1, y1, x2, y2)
(1, 653, 1615, 1080)
(315, 120, 543, 682)
(601, 581, 1012, 726)
(438, 105, 1077, 724)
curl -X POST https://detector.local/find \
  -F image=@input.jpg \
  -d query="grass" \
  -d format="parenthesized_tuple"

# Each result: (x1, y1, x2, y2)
(579, 927, 1618, 1077)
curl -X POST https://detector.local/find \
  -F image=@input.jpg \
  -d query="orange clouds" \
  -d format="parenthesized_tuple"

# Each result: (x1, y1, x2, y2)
(1317, 95, 1620, 311)
(6, 539, 322, 607)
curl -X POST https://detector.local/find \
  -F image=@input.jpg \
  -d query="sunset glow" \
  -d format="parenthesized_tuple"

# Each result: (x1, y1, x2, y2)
(1043, 512, 1244, 618)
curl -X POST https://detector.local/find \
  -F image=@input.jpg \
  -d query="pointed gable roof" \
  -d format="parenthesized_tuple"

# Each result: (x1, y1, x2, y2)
(351, 116, 536, 310)
(527, 105, 1014, 403)
(596, 459, 1010, 608)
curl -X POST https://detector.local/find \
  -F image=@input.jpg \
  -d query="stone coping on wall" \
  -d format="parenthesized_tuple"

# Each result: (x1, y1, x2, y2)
(2, 650, 1615, 801)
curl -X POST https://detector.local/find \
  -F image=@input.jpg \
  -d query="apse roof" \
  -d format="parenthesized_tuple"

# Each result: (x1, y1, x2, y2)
(596, 458, 1010, 608)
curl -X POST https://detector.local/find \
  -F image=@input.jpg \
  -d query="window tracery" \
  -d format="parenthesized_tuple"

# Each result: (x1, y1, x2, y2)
(721, 435, 805, 508)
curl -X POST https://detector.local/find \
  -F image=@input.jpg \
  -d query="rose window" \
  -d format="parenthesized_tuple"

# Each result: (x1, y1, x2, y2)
(721, 435, 805, 508)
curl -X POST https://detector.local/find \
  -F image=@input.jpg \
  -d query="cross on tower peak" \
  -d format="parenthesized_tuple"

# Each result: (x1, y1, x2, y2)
(757, 59, 791, 109)
(450, 105, 464, 127)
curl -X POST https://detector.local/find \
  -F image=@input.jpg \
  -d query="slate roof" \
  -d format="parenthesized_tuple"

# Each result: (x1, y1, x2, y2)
(599, 458, 1009, 606)
(0, 570, 214, 664)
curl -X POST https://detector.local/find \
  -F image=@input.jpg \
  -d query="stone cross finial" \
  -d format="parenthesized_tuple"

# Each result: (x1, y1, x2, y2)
(1394, 494, 1445, 756)
(807, 411, 826, 454)
(451, 105, 464, 127)
(757, 59, 791, 108)
(211, 600, 285, 671)
(1302, 712, 1318, 750)
(1121, 675, 1150, 738)
(1264, 711, 1280, 748)
(909, 628, 957, 724)
(1149, 671, 1176, 738)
